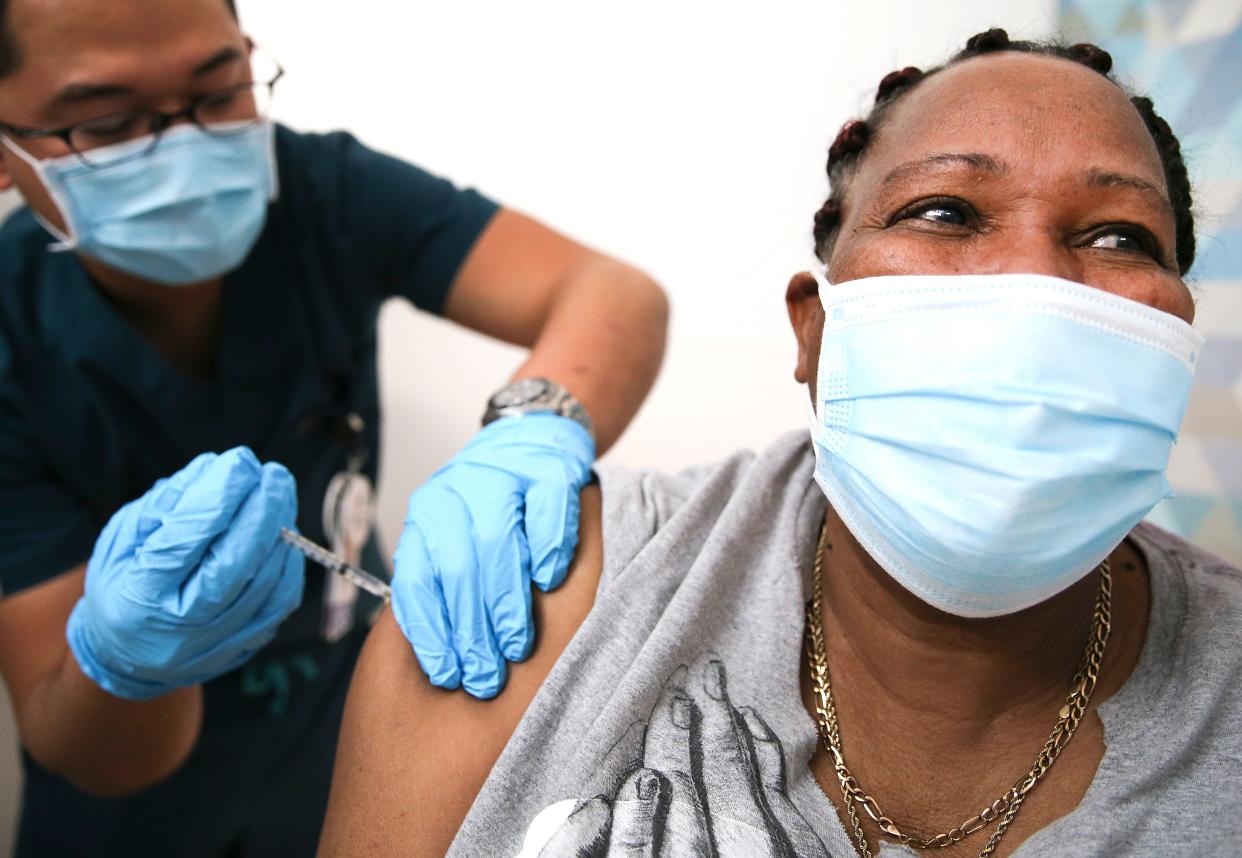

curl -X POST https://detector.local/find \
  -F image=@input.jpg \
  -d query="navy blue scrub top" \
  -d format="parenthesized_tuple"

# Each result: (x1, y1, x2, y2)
(0, 125, 498, 857)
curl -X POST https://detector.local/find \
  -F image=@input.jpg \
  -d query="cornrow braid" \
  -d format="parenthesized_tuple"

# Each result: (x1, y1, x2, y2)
(1132, 95, 1196, 272)
(812, 198, 842, 251)
(875, 66, 925, 104)
(812, 121, 871, 249)
(965, 27, 1010, 53)
(1068, 42, 1113, 74)
(827, 119, 871, 171)
(812, 27, 1197, 275)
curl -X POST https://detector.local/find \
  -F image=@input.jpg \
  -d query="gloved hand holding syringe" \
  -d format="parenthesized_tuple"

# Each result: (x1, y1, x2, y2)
(65, 446, 389, 703)
(280, 528, 391, 601)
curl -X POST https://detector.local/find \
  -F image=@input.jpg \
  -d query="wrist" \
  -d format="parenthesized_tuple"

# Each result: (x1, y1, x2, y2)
(473, 412, 596, 466)
(482, 377, 595, 443)
(65, 598, 173, 701)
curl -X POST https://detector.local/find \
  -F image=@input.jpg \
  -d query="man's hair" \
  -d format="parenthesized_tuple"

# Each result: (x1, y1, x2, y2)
(0, 0, 239, 79)
(812, 27, 1196, 275)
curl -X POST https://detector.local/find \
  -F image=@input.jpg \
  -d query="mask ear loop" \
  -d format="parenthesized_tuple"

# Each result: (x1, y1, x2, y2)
(260, 120, 280, 203)
(808, 263, 833, 310)
(804, 262, 833, 432)
(0, 134, 80, 251)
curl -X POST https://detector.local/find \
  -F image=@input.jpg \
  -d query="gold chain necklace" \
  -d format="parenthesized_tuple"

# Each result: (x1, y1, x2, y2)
(804, 519, 1112, 858)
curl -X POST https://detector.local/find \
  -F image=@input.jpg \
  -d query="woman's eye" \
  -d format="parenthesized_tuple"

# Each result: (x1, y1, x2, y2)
(915, 205, 967, 225)
(1089, 230, 1151, 254)
(893, 199, 973, 228)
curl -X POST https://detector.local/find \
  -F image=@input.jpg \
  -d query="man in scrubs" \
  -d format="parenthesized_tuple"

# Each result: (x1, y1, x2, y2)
(0, 0, 668, 855)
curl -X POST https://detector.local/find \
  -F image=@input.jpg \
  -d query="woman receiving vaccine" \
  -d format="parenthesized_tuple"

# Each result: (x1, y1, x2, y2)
(321, 29, 1242, 858)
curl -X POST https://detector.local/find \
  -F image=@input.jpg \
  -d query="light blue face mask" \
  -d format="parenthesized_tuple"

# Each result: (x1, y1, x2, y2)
(807, 271, 1202, 617)
(2, 120, 278, 286)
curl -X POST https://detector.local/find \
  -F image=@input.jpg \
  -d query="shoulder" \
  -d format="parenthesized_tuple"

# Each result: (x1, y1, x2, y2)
(1128, 522, 1242, 745)
(270, 124, 357, 179)
(597, 430, 815, 584)
(267, 125, 358, 213)
(318, 485, 604, 858)
(267, 125, 377, 212)
(1134, 522, 1242, 680)
(598, 430, 815, 521)
(1135, 522, 1242, 621)
(271, 123, 485, 211)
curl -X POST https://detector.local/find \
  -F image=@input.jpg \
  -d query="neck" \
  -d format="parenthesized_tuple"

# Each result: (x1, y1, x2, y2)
(816, 508, 1146, 736)
(81, 256, 223, 380)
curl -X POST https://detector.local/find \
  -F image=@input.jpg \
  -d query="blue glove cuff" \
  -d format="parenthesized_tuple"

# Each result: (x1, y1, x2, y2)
(468, 412, 597, 467)
(66, 599, 173, 701)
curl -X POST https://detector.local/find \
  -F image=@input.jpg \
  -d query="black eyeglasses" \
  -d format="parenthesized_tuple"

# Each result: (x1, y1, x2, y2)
(0, 53, 283, 168)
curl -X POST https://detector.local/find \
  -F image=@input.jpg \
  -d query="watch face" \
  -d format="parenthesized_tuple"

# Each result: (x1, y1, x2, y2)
(492, 377, 550, 408)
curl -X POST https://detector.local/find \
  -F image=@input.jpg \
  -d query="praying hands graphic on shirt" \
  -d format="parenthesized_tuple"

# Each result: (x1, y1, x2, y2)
(520, 659, 830, 857)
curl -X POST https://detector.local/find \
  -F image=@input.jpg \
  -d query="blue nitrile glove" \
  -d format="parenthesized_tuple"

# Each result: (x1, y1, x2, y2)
(392, 413, 596, 699)
(66, 447, 306, 700)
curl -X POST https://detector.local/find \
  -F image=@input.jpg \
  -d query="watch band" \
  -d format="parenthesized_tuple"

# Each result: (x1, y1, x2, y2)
(481, 377, 595, 441)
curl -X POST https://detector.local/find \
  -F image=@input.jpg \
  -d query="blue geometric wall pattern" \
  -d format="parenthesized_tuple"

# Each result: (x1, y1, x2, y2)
(1060, 0, 1242, 565)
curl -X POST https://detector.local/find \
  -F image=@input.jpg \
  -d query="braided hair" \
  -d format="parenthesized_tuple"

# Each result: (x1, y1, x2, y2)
(812, 27, 1196, 275)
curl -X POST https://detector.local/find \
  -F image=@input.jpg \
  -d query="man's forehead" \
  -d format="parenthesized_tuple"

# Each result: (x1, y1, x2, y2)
(1, 0, 242, 110)
(8, 0, 237, 54)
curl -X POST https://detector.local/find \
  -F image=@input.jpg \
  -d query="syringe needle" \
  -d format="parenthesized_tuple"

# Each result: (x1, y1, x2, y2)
(279, 528, 391, 601)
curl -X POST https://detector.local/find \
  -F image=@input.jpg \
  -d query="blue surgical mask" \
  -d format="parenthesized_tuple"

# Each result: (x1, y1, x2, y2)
(807, 271, 1202, 617)
(2, 121, 278, 285)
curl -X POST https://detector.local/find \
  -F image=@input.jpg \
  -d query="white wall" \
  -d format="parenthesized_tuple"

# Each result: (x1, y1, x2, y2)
(0, 2, 1057, 850)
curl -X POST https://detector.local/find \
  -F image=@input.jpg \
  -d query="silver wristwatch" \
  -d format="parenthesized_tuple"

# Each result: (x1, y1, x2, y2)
(481, 377, 595, 441)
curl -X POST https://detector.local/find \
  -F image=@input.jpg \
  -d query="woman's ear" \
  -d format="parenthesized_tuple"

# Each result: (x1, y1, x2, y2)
(786, 272, 824, 390)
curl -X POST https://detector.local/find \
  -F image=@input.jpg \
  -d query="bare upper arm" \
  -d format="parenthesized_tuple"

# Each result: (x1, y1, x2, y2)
(442, 207, 643, 347)
(317, 484, 603, 857)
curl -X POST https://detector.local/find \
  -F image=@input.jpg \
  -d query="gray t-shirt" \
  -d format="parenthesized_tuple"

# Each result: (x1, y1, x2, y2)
(449, 432, 1242, 857)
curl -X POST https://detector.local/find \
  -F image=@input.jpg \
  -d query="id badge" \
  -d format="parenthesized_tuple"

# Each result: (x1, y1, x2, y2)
(321, 469, 375, 642)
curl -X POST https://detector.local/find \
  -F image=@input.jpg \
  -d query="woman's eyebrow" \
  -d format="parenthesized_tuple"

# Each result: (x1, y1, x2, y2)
(879, 152, 1007, 191)
(1082, 168, 1173, 216)
(1082, 168, 1161, 194)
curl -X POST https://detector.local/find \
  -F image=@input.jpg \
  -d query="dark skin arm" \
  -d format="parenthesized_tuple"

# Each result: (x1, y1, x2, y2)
(0, 565, 202, 797)
(317, 485, 604, 857)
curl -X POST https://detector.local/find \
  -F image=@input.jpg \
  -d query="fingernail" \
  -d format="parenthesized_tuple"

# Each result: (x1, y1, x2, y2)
(705, 660, 726, 700)
(671, 694, 693, 729)
(463, 670, 501, 699)
(636, 771, 660, 801)
(421, 653, 460, 688)
(503, 638, 532, 662)
(429, 670, 460, 690)
(461, 658, 505, 699)
(466, 683, 499, 700)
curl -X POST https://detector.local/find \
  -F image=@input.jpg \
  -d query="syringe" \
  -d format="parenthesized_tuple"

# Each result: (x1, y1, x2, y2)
(279, 528, 391, 601)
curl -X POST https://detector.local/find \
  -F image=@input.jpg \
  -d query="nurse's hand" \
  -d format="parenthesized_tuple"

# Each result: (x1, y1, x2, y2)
(66, 447, 305, 701)
(392, 414, 595, 699)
